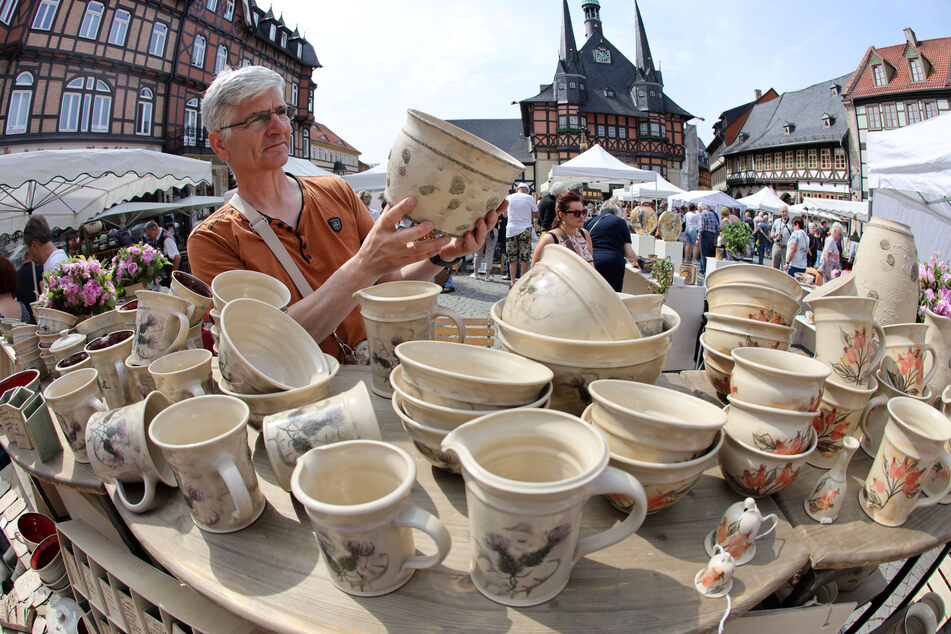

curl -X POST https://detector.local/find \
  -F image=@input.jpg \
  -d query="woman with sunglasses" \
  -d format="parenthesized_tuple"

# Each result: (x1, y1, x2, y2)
(531, 191, 594, 266)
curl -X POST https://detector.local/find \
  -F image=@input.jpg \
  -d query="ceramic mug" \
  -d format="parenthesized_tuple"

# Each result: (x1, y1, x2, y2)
(264, 383, 381, 491)
(54, 351, 90, 376)
(131, 290, 193, 365)
(14, 512, 56, 552)
(808, 375, 887, 469)
(881, 323, 938, 398)
(811, 296, 886, 389)
(148, 395, 265, 533)
(85, 330, 134, 409)
(170, 270, 213, 327)
(86, 392, 178, 513)
(861, 369, 934, 459)
(148, 348, 214, 403)
(860, 396, 951, 527)
(44, 368, 108, 463)
(124, 354, 157, 401)
(30, 535, 65, 585)
(291, 440, 451, 597)
(186, 323, 204, 351)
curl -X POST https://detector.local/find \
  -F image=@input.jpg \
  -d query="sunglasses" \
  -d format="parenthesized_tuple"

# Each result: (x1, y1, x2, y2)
(221, 105, 295, 131)
(563, 210, 585, 217)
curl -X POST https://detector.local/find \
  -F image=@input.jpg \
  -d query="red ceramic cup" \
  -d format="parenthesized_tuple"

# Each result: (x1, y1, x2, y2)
(30, 534, 65, 583)
(0, 369, 40, 398)
(15, 512, 56, 551)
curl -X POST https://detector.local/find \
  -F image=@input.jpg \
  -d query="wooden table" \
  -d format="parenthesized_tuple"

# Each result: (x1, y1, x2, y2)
(0, 426, 103, 494)
(111, 367, 810, 633)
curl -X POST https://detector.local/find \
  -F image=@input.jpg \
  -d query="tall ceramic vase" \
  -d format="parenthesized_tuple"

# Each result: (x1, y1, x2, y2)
(925, 309, 951, 400)
(853, 218, 918, 326)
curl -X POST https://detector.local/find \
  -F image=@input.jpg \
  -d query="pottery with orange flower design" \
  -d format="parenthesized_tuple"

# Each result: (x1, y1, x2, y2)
(808, 375, 887, 469)
(881, 323, 938, 397)
(724, 400, 814, 456)
(730, 348, 830, 413)
(860, 396, 951, 527)
(704, 497, 778, 566)
(811, 296, 885, 389)
(718, 426, 817, 498)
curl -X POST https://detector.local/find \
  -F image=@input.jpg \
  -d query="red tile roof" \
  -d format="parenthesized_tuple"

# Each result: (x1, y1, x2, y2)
(309, 122, 360, 154)
(845, 36, 951, 99)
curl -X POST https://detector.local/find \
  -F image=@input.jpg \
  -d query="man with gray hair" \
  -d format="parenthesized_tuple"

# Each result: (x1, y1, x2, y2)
(144, 220, 180, 284)
(770, 205, 792, 270)
(23, 215, 68, 274)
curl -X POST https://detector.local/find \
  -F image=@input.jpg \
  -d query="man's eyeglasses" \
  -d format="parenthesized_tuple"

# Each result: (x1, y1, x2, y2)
(220, 105, 295, 131)
(564, 210, 586, 217)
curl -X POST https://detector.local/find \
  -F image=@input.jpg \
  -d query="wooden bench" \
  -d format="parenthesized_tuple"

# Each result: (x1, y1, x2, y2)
(435, 317, 495, 348)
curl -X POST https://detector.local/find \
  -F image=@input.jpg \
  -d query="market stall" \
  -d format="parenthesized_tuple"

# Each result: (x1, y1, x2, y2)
(613, 173, 684, 201)
(738, 187, 786, 214)
(341, 163, 387, 193)
(668, 190, 747, 214)
(548, 144, 656, 187)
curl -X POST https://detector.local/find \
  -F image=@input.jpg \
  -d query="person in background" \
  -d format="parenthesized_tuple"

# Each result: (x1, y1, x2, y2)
(770, 205, 793, 270)
(584, 199, 636, 291)
(683, 203, 699, 263)
(743, 209, 755, 233)
(807, 222, 822, 268)
(144, 220, 180, 285)
(503, 183, 538, 286)
(532, 191, 593, 266)
(15, 252, 41, 322)
(0, 257, 31, 322)
(470, 222, 499, 282)
(359, 191, 382, 221)
(698, 204, 720, 277)
(537, 182, 565, 232)
(819, 221, 843, 281)
(784, 216, 809, 277)
(23, 215, 68, 275)
(753, 214, 772, 266)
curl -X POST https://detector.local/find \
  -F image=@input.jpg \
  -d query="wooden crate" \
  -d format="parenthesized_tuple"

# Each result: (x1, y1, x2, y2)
(435, 316, 495, 348)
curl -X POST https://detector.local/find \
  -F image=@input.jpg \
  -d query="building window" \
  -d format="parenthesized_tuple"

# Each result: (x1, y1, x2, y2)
(205, 0, 216, 11)
(558, 115, 566, 128)
(618, 127, 626, 139)
(302, 129, 309, 159)
(907, 102, 922, 125)
(807, 149, 817, 169)
(242, 58, 251, 68)
(569, 82, 576, 89)
(269, 23, 275, 40)
(785, 151, 794, 168)
(297, 42, 302, 57)
(639, 122, 648, 136)
(882, 103, 898, 129)
(192, 35, 205, 67)
(107, 9, 130, 45)
(223, 0, 233, 19)
(31, 0, 58, 30)
(291, 84, 298, 107)
(280, 32, 287, 48)
(774, 152, 782, 169)
(78, 2, 103, 38)
(597, 124, 605, 137)
(796, 149, 805, 169)
(909, 58, 925, 82)
(215, 46, 227, 73)
(135, 88, 153, 135)
(307, 91, 313, 112)
(834, 148, 846, 170)
(0, 0, 18, 24)
(763, 153, 771, 170)
(5, 72, 33, 134)
(820, 148, 831, 169)
(184, 98, 198, 146)
(59, 76, 111, 133)
(923, 101, 938, 120)
(872, 64, 886, 86)
(148, 22, 167, 56)
(608, 126, 616, 138)
(866, 104, 882, 130)
(568, 115, 578, 128)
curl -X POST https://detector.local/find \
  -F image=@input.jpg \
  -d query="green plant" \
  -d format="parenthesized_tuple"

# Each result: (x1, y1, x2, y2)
(722, 221, 752, 257)
(649, 256, 673, 295)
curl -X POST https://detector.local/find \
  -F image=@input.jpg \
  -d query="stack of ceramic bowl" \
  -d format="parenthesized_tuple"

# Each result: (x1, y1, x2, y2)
(391, 340, 553, 472)
(209, 269, 292, 348)
(718, 348, 827, 498)
(582, 379, 726, 514)
(701, 264, 803, 399)
(0, 318, 25, 342)
(12, 324, 43, 375)
(492, 244, 681, 415)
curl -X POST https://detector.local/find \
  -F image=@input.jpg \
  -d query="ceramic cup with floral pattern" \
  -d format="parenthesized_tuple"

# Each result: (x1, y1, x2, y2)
(85, 391, 177, 513)
(130, 290, 193, 365)
(881, 323, 938, 398)
(263, 383, 381, 491)
(84, 330, 135, 409)
(861, 369, 934, 459)
(808, 375, 887, 469)
(44, 368, 108, 463)
(148, 349, 214, 404)
(149, 394, 265, 533)
(291, 440, 451, 597)
(124, 354, 157, 401)
(811, 296, 886, 389)
(860, 396, 951, 527)
(170, 271, 213, 327)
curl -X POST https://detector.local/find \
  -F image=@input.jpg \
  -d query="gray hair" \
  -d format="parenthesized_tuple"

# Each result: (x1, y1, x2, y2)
(599, 199, 622, 215)
(23, 215, 52, 245)
(201, 66, 285, 135)
(832, 221, 845, 235)
(144, 220, 160, 232)
(549, 181, 571, 196)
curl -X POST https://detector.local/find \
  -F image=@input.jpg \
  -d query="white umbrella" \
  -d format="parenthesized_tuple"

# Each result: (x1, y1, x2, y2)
(737, 187, 786, 213)
(341, 163, 387, 192)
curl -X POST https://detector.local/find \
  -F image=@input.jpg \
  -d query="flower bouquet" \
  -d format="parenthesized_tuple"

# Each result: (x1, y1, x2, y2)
(918, 253, 951, 320)
(40, 256, 117, 316)
(111, 242, 170, 295)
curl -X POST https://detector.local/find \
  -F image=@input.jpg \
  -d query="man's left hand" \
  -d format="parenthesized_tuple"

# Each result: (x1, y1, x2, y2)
(436, 200, 506, 262)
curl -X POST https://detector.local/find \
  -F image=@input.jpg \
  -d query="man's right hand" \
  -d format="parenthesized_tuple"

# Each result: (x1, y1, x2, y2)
(354, 197, 450, 282)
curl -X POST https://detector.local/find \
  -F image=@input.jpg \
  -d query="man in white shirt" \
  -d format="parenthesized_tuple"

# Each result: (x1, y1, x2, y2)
(145, 220, 180, 285)
(23, 215, 69, 274)
(504, 183, 538, 284)
(770, 205, 793, 270)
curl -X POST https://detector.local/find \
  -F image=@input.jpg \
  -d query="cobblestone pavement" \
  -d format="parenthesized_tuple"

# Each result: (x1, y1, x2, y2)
(435, 269, 510, 320)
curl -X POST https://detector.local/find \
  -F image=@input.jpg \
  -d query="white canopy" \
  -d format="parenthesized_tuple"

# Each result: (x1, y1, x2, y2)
(0, 149, 212, 236)
(738, 187, 786, 213)
(787, 203, 839, 221)
(341, 163, 386, 192)
(868, 112, 951, 259)
(798, 197, 868, 222)
(613, 173, 685, 201)
(667, 190, 746, 213)
(549, 144, 656, 185)
(92, 195, 224, 226)
(284, 157, 334, 178)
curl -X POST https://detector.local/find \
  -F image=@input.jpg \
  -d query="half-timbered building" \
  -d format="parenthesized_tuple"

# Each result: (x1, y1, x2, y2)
(309, 120, 360, 175)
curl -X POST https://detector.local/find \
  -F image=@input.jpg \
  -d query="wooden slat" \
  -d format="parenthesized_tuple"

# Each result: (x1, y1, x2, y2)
(434, 317, 495, 348)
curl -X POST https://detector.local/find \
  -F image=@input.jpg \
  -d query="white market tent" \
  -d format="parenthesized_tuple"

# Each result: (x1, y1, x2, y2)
(737, 187, 786, 213)
(788, 203, 839, 221)
(868, 112, 951, 259)
(668, 190, 746, 213)
(92, 195, 224, 226)
(799, 197, 868, 222)
(284, 157, 334, 178)
(341, 163, 386, 192)
(613, 173, 685, 201)
(549, 144, 656, 185)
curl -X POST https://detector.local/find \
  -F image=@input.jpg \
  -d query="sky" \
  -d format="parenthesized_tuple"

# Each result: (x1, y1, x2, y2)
(265, 0, 951, 166)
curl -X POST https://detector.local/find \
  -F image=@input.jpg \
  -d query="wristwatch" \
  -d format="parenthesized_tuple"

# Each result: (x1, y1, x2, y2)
(429, 253, 463, 267)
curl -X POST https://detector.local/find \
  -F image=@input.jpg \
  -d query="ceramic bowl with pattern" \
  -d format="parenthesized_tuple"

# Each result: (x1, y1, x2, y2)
(706, 282, 801, 327)
(724, 400, 815, 456)
(730, 348, 830, 412)
(34, 307, 79, 335)
(702, 312, 794, 355)
(211, 269, 292, 313)
(10, 325, 37, 345)
(704, 263, 804, 301)
(391, 394, 461, 474)
(718, 425, 816, 498)
(75, 309, 128, 342)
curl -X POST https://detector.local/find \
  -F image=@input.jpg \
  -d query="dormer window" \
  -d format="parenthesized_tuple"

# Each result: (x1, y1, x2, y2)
(872, 64, 886, 86)
(829, 84, 839, 96)
(821, 113, 834, 128)
(569, 81, 576, 89)
(269, 23, 275, 40)
(280, 32, 287, 48)
(909, 58, 925, 82)
(782, 122, 794, 135)
(603, 88, 615, 97)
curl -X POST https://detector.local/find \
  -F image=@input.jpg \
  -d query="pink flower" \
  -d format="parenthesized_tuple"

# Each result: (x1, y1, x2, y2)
(127, 262, 138, 276)
(925, 268, 936, 285)
(142, 249, 153, 265)
(925, 288, 936, 302)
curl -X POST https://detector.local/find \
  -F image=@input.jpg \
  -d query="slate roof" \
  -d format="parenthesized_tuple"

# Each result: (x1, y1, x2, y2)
(845, 36, 951, 99)
(310, 122, 359, 154)
(445, 119, 535, 165)
(247, 0, 320, 67)
(722, 73, 852, 156)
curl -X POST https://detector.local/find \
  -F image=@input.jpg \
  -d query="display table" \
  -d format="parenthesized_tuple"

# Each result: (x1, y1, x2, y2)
(109, 367, 810, 634)
(793, 315, 816, 355)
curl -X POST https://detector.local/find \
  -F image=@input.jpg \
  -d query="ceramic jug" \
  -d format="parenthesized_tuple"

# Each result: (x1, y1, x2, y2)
(704, 497, 778, 566)
(810, 375, 887, 469)
(853, 218, 919, 326)
(924, 309, 951, 400)
(804, 436, 860, 524)
(354, 281, 465, 398)
(441, 408, 647, 607)
(694, 544, 735, 599)
(881, 323, 938, 397)
(811, 296, 886, 389)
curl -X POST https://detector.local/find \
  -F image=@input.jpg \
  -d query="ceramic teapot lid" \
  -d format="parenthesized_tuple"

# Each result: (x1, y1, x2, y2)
(49, 332, 85, 353)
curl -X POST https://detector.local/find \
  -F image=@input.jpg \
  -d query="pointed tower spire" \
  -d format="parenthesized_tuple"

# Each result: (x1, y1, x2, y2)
(634, 1, 658, 82)
(558, 0, 581, 74)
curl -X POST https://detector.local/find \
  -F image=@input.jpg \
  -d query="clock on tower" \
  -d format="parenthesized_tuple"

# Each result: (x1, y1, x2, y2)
(594, 47, 611, 63)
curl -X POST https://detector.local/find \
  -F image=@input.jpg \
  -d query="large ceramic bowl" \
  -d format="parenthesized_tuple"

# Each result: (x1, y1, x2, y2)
(491, 301, 681, 366)
(211, 270, 292, 313)
(501, 244, 641, 341)
(394, 340, 553, 407)
(618, 294, 664, 336)
(730, 348, 830, 412)
(706, 282, 801, 327)
(703, 312, 794, 355)
(587, 379, 726, 463)
(75, 309, 127, 342)
(10, 325, 37, 345)
(389, 365, 551, 431)
(391, 394, 461, 473)
(718, 426, 816, 498)
(34, 307, 79, 335)
(704, 263, 803, 301)
(724, 400, 815, 456)
(12, 335, 39, 357)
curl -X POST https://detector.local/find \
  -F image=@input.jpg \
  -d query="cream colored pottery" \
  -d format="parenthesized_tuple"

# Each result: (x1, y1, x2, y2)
(706, 282, 801, 326)
(811, 296, 886, 388)
(730, 348, 831, 412)
(84, 330, 134, 409)
(124, 354, 156, 401)
(85, 392, 177, 513)
(149, 395, 265, 533)
(148, 348, 214, 403)
(924, 309, 951, 399)
(10, 325, 37, 344)
(695, 546, 736, 598)
(617, 293, 663, 336)
(186, 323, 203, 351)
(718, 426, 816, 498)
(36, 330, 64, 347)
(49, 332, 86, 368)
(15, 348, 45, 376)
(354, 280, 449, 320)
(804, 436, 859, 524)
(216, 354, 338, 425)
(131, 290, 193, 365)
(501, 244, 641, 341)
(385, 109, 524, 237)
(394, 340, 552, 407)
(809, 375, 886, 469)
(880, 323, 938, 397)
(43, 368, 107, 463)
(116, 299, 137, 331)
(804, 271, 857, 304)
(862, 371, 935, 459)
(853, 218, 919, 326)
(499, 335, 670, 416)
(263, 383, 381, 491)
(39, 350, 56, 376)
(291, 440, 451, 596)
(12, 335, 38, 356)
(391, 394, 460, 473)
(588, 379, 726, 463)
(54, 352, 90, 376)
(35, 307, 79, 335)
(218, 298, 328, 394)
(0, 386, 35, 447)
(724, 400, 815, 456)
(75, 309, 126, 342)
(0, 318, 22, 340)
(170, 270, 213, 326)
(699, 333, 734, 400)
(441, 409, 647, 607)
(704, 497, 778, 566)
(211, 269, 291, 313)
(703, 263, 803, 301)
(396, 370, 514, 411)
(702, 312, 794, 355)
(860, 397, 951, 527)
(389, 365, 551, 431)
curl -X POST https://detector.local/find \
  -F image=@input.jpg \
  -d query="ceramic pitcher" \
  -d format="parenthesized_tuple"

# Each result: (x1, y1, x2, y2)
(881, 323, 938, 397)
(131, 290, 193, 365)
(811, 296, 885, 389)
(809, 374, 886, 469)
(441, 408, 647, 607)
(354, 281, 466, 398)
(853, 218, 919, 326)
(924, 309, 951, 400)
(704, 497, 777, 566)
(84, 330, 135, 409)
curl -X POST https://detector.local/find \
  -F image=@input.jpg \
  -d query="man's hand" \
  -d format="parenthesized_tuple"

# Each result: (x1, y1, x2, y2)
(437, 200, 507, 262)
(354, 197, 450, 281)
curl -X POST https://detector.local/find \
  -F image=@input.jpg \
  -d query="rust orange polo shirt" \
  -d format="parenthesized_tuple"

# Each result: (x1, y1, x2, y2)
(187, 175, 376, 362)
